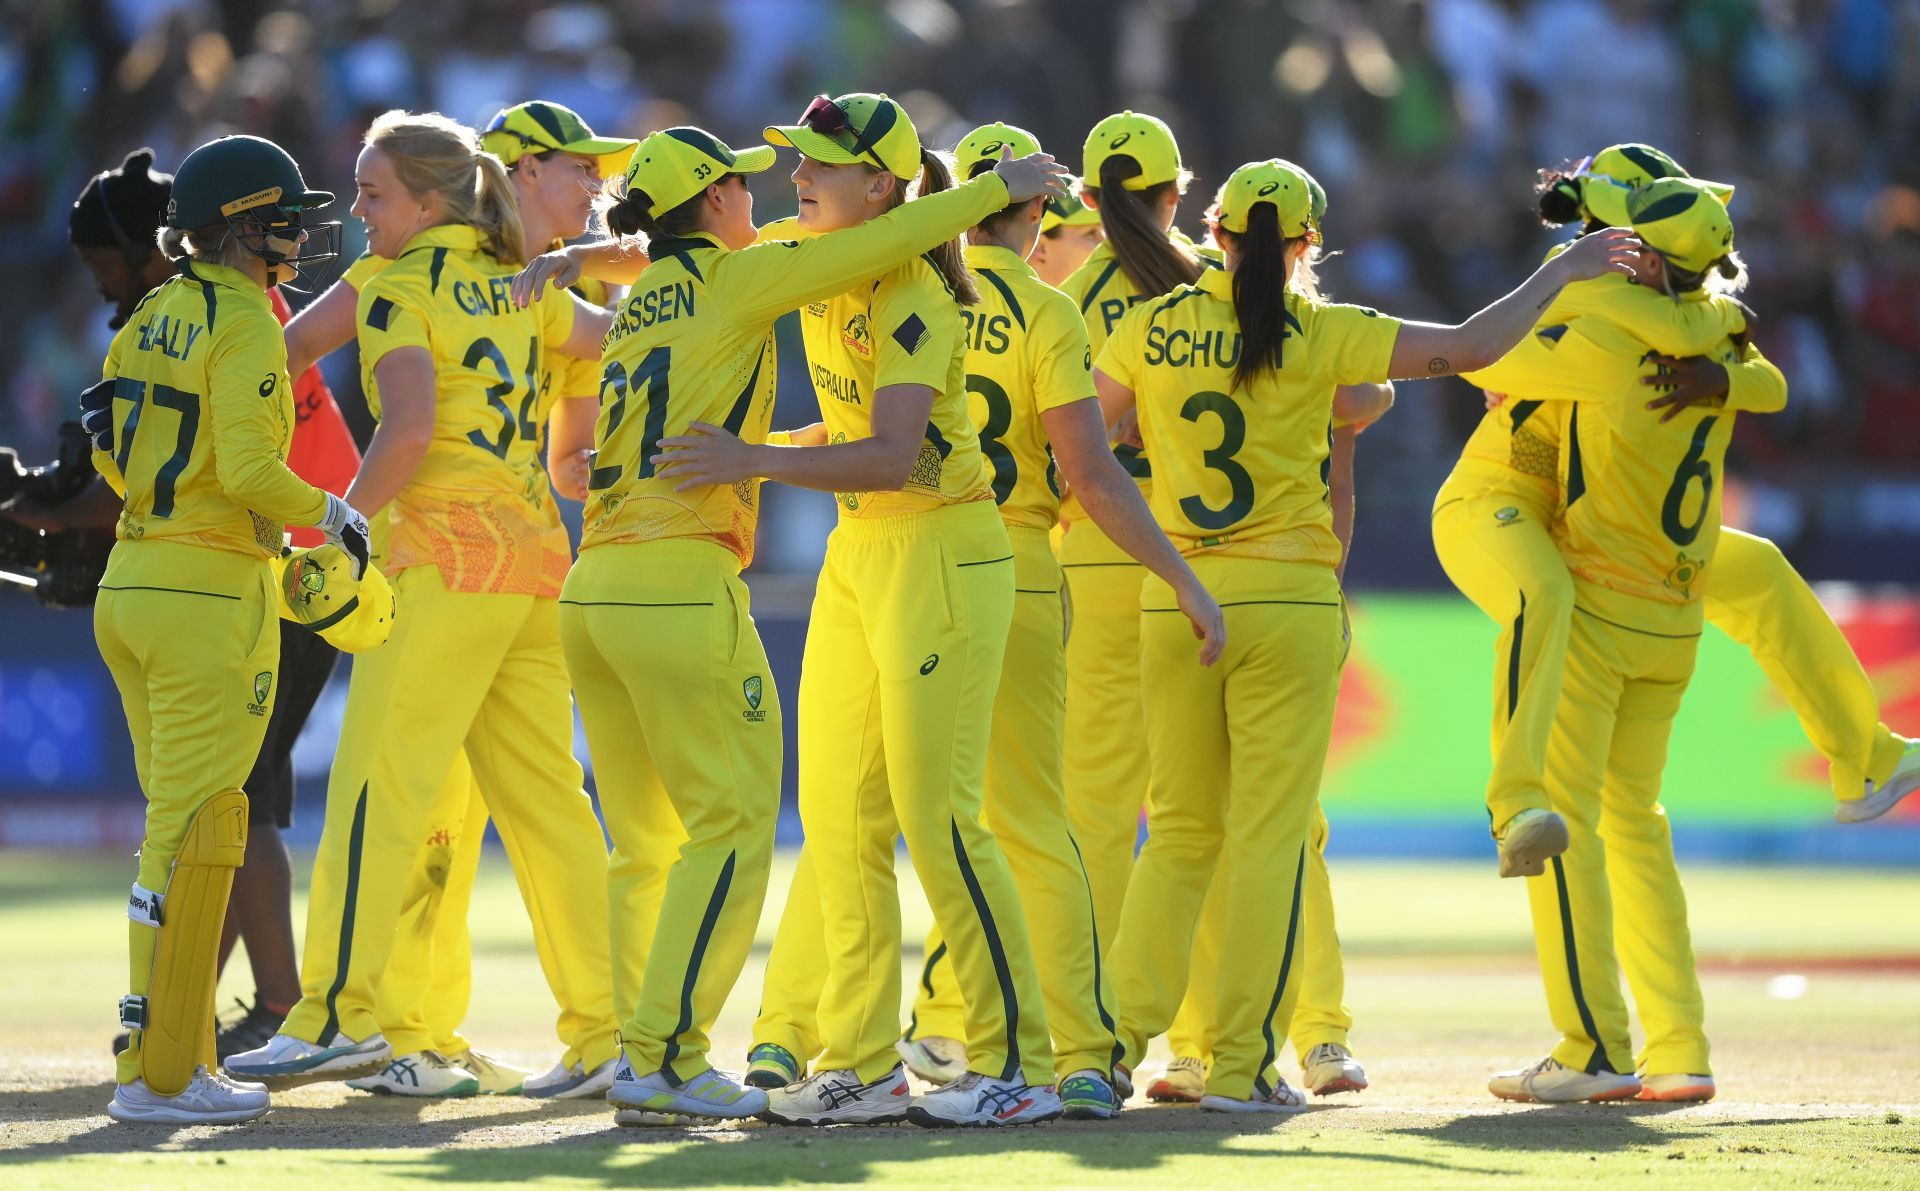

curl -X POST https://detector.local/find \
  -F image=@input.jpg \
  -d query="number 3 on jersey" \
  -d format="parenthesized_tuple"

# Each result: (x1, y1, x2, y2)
(1179, 390, 1254, 531)
(464, 335, 540, 459)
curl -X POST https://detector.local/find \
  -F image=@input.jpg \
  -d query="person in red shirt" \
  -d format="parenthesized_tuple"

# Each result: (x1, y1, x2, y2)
(71, 148, 361, 1058)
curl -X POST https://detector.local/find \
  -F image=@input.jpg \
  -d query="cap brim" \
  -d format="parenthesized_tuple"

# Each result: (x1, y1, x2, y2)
(1581, 176, 1633, 228)
(729, 144, 777, 177)
(1700, 179, 1735, 207)
(764, 125, 864, 166)
(562, 136, 638, 177)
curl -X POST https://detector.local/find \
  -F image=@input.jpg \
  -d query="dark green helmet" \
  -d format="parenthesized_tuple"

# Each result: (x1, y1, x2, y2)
(167, 135, 332, 229)
(166, 135, 340, 285)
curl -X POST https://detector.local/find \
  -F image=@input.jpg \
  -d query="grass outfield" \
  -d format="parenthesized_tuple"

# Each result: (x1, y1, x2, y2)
(4, 849, 1918, 1188)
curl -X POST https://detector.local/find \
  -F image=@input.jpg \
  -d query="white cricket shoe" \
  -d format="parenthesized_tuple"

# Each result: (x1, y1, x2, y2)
(1637, 1073, 1715, 1102)
(345, 1050, 480, 1097)
(447, 1049, 531, 1095)
(1489, 1056, 1641, 1103)
(108, 1066, 269, 1125)
(761, 1063, 914, 1126)
(608, 1055, 767, 1124)
(896, 1035, 968, 1085)
(1496, 808, 1571, 878)
(224, 1030, 391, 1089)
(1201, 1076, 1308, 1114)
(1146, 1055, 1206, 1103)
(1839, 741, 1920, 822)
(907, 1069, 1062, 1127)
(523, 1055, 617, 1100)
(1303, 1042, 1368, 1096)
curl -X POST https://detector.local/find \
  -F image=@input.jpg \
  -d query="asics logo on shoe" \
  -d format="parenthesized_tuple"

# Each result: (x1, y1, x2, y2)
(386, 1058, 420, 1086)
(977, 1083, 1032, 1120)
(818, 1079, 871, 1109)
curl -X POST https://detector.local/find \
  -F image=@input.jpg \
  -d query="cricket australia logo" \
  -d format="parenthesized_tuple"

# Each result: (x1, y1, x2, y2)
(248, 670, 274, 717)
(1664, 551, 1707, 600)
(842, 313, 872, 356)
(743, 675, 767, 722)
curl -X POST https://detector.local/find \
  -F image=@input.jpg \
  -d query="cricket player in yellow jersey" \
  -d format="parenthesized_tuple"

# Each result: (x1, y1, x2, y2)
(1463, 179, 1785, 1104)
(1028, 178, 1104, 288)
(228, 110, 621, 1094)
(1094, 159, 1636, 1112)
(87, 134, 369, 1123)
(276, 100, 640, 1099)
(544, 126, 1067, 1126)
(827, 121, 1214, 1120)
(655, 93, 1074, 1128)
(1054, 112, 1211, 951)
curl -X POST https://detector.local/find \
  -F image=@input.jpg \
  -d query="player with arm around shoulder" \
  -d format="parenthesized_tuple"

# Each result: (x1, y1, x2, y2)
(1094, 158, 1635, 1112)
(91, 134, 367, 1124)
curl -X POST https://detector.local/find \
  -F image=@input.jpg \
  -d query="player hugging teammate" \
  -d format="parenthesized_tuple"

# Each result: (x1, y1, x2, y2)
(84, 97, 1918, 1128)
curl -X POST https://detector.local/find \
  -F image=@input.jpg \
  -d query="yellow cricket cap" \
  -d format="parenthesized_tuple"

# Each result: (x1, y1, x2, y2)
(765, 93, 922, 179)
(623, 127, 777, 219)
(953, 122, 1042, 181)
(1083, 111, 1182, 191)
(1214, 159, 1317, 238)
(481, 101, 637, 178)
(1626, 177, 1736, 275)
(1580, 142, 1733, 229)
(274, 544, 396, 654)
(1041, 177, 1101, 234)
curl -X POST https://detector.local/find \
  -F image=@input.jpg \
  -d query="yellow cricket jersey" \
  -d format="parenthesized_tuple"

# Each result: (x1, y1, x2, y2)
(93, 261, 329, 557)
(801, 255, 991, 519)
(586, 171, 1018, 558)
(961, 244, 1095, 531)
(355, 225, 581, 595)
(1096, 268, 1400, 566)
(1464, 309, 1785, 625)
(1057, 230, 1219, 539)
(1448, 268, 1750, 501)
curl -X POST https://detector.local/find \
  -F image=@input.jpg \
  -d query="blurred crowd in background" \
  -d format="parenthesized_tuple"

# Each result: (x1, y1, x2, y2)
(6, 0, 1920, 582)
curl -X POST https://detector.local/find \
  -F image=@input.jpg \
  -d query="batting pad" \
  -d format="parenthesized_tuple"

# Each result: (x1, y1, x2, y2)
(125, 789, 248, 1096)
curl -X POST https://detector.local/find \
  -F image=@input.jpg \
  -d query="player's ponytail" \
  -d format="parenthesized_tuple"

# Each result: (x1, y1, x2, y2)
(471, 151, 526, 266)
(1089, 156, 1202, 298)
(597, 174, 707, 244)
(364, 110, 527, 264)
(882, 148, 978, 305)
(1226, 203, 1296, 392)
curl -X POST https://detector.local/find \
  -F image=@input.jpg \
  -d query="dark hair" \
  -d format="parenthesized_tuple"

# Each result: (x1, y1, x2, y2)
(1224, 203, 1305, 392)
(1088, 156, 1201, 297)
(964, 155, 1035, 242)
(602, 175, 730, 242)
(71, 148, 173, 255)
(881, 149, 977, 304)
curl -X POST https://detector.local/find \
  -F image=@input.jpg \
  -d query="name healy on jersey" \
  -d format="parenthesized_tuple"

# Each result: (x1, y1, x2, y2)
(134, 312, 206, 360)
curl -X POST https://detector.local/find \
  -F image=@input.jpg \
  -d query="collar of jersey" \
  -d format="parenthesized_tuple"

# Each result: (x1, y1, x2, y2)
(963, 243, 1033, 277)
(649, 229, 728, 256)
(176, 258, 271, 307)
(1195, 267, 1234, 300)
(394, 224, 483, 258)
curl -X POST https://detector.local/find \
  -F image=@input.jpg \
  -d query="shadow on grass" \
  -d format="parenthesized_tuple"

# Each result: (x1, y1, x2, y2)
(1389, 1102, 1844, 1154)
(1, 1100, 1512, 1184)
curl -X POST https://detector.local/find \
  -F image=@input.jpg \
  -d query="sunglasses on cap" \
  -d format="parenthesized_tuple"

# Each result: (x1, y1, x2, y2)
(798, 95, 892, 172)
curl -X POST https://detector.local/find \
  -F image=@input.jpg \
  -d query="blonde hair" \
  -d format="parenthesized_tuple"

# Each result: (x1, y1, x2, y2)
(364, 109, 525, 264)
(156, 222, 251, 270)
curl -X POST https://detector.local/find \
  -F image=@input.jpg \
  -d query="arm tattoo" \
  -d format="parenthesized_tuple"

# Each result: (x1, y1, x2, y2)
(1427, 357, 1449, 374)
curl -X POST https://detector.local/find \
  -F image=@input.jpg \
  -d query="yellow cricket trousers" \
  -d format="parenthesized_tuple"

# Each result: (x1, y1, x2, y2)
(376, 758, 485, 1057)
(96, 539, 279, 1085)
(1170, 804, 1352, 1065)
(283, 565, 619, 1071)
(1110, 555, 1347, 1098)
(1531, 583, 1709, 1078)
(753, 845, 828, 1065)
(799, 500, 1050, 1082)
(1707, 529, 1909, 800)
(1055, 519, 1149, 947)
(1432, 480, 1568, 832)
(560, 540, 782, 1081)
(908, 526, 1121, 1079)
